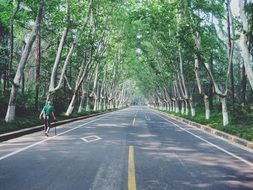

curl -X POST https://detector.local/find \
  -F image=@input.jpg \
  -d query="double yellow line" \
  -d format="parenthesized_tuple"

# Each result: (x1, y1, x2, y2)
(128, 146, 136, 190)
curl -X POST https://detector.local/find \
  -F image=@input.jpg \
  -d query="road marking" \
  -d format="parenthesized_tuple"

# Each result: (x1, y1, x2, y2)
(128, 146, 137, 190)
(132, 118, 136, 126)
(81, 135, 101, 143)
(132, 111, 138, 126)
(145, 114, 150, 121)
(0, 112, 113, 161)
(152, 112, 253, 167)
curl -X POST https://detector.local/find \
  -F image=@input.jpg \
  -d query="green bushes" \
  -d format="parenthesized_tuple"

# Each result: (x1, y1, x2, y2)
(0, 115, 44, 134)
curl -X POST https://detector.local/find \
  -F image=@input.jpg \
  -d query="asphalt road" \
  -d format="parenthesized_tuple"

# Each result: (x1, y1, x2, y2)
(0, 106, 253, 190)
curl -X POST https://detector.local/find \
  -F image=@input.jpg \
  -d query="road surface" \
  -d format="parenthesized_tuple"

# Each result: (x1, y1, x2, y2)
(0, 106, 253, 190)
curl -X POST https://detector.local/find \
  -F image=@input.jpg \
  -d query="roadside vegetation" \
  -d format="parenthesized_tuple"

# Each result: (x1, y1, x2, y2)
(0, 108, 118, 135)
(163, 105, 253, 141)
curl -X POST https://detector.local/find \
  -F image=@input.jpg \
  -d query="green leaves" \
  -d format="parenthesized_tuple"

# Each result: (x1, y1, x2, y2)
(0, 1, 13, 25)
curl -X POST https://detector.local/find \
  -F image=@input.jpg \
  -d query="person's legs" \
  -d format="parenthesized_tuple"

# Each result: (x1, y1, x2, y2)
(45, 116, 51, 135)
(44, 118, 47, 132)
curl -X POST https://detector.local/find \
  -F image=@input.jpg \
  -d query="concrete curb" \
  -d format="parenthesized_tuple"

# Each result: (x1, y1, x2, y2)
(0, 111, 109, 142)
(156, 110, 253, 150)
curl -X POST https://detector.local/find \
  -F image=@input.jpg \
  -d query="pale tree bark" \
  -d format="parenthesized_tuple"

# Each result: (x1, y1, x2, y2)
(174, 77, 184, 114)
(156, 90, 165, 110)
(8, 0, 21, 89)
(177, 72, 188, 115)
(5, 1, 44, 122)
(86, 95, 90, 111)
(95, 83, 100, 111)
(90, 62, 99, 111)
(194, 57, 210, 119)
(239, 0, 253, 90)
(204, 95, 210, 120)
(65, 51, 93, 115)
(192, 0, 234, 126)
(202, 62, 230, 126)
(176, 10, 190, 115)
(227, 0, 235, 111)
(164, 88, 172, 111)
(47, 1, 70, 99)
(99, 64, 107, 110)
(35, 28, 41, 111)
(79, 68, 93, 112)
(47, 0, 93, 101)
(173, 80, 180, 113)
(78, 83, 87, 113)
(241, 64, 247, 107)
(65, 24, 97, 116)
(189, 94, 195, 117)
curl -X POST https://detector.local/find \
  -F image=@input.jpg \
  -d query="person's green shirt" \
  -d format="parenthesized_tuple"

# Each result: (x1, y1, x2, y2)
(43, 103, 54, 116)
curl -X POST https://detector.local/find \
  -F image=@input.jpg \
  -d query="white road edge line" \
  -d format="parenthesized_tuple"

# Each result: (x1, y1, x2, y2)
(153, 110, 253, 154)
(152, 111, 253, 167)
(0, 112, 115, 161)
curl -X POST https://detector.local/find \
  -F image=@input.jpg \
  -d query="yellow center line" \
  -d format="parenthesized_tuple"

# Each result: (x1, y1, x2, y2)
(128, 146, 137, 190)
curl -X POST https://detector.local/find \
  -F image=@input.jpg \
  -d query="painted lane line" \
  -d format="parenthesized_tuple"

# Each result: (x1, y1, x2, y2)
(152, 112, 253, 167)
(149, 109, 253, 154)
(145, 114, 150, 121)
(132, 110, 138, 126)
(0, 112, 113, 161)
(128, 146, 137, 190)
(132, 118, 136, 126)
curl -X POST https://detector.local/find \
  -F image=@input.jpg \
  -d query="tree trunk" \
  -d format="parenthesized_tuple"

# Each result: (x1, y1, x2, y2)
(21, 73, 25, 95)
(226, 0, 235, 111)
(78, 85, 86, 113)
(47, 0, 92, 100)
(220, 96, 229, 126)
(209, 54, 214, 110)
(175, 100, 179, 113)
(103, 98, 107, 110)
(185, 100, 189, 115)
(204, 95, 210, 120)
(65, 50, 92, 116)
(86, 95, 90, 111)
(5, 1, 44, 122)
(66, 93, 77, 115)
(241, 63, 247, 107)
(8, 0, 21, 89)
(93, 96, 97, 111)
(35, 30, 41, 111)
(189, 98, 195, 117)
(181, 101, 185, 114)
(169, 102, 172, 112)
(239, 0, 253, 90)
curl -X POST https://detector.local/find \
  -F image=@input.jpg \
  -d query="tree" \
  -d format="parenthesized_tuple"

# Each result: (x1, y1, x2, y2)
(5, 0, 44, 122)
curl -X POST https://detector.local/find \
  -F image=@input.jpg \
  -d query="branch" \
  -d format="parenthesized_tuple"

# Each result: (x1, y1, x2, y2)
(64, 74, 72, 90)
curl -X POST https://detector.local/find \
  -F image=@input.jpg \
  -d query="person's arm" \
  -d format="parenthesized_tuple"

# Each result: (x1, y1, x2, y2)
(39, 108, 44, 119)
(52, 111, 56, 121)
